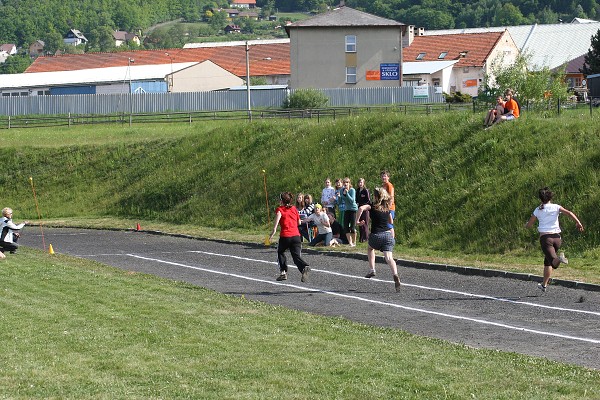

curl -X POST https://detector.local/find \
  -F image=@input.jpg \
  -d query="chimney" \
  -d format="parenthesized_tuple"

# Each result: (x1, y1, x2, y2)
(417, 27, 425, 36)
(403, 25, 415, 48)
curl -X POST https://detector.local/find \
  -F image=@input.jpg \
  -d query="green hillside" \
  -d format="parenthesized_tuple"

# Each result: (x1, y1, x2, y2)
(2, 109, 600, 282)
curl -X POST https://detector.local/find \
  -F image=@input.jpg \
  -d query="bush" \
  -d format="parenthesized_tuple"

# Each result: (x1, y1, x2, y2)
(283, 89, 329, 109)
(444, 91, 473, 103)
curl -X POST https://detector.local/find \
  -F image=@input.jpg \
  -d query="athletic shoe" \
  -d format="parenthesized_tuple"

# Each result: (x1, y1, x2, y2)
(276, 272, 287, 281)
(301, 267, 310, 282)
(558, 252, 569, 265)
(393, 274, 401, 292)
(537, 283, 547, 292)
(365, 270, 376, 278)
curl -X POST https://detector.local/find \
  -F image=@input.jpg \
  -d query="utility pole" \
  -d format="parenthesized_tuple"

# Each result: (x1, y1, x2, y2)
(128, 58, 134, 126)
(246, 41, 252, 122)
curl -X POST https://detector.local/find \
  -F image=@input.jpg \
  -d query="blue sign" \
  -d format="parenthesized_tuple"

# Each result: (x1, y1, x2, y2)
(380, 63, 400, 80)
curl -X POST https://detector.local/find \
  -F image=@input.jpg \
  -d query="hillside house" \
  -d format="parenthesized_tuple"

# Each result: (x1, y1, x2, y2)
(224, 24, 242, 34)
(0, 44, 17, 56)
(63, 29, 88, 46)
(230, 0, 255, 8)
(29, 40, 45, 58)
(286, 6, 405, 89)
(403, 30, 519, 96)
(113, 31, 141, 47)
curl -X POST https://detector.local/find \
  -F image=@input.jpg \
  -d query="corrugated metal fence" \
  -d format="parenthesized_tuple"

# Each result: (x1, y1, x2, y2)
(0, 86, 444, 116)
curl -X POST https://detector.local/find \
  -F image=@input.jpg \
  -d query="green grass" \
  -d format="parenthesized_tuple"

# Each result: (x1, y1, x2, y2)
(2, 109, 600, 284)
(0, 249, 598, 399)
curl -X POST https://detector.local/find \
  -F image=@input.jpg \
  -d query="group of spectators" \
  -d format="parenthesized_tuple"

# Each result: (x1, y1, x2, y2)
(295, 171, 395, 249)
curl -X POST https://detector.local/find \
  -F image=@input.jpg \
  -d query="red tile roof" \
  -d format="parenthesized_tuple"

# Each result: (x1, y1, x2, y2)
(403, 32, 506, 68)
(25, 43, 290, 77)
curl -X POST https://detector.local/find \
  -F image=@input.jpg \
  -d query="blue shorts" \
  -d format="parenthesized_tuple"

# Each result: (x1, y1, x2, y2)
(505, 114, 515, 120)
(387, 210, 395, 229)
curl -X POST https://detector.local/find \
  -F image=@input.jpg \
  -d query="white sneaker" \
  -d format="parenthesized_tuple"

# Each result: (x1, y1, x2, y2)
(558, 252, 569, 265)
(537, 283, 547, 292)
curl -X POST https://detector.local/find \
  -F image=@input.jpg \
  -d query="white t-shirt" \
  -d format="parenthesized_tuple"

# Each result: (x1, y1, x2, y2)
(306, 212, 332, 234)
(533, 203, 561, 234)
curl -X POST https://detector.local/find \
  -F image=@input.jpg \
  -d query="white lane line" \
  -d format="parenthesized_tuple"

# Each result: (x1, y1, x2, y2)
(127, 253, 600, 345)
(188, 250, 600, 318)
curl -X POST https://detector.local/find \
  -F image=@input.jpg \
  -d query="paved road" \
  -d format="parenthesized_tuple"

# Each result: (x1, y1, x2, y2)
(21, 227, 600, 370)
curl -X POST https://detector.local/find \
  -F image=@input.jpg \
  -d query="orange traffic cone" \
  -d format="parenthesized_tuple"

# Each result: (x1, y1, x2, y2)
(136, 223, 141, 231)
(48, 244, 55, 255)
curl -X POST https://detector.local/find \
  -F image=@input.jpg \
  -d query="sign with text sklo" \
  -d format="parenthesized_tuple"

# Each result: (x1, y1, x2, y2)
(380, 63, 400, 80)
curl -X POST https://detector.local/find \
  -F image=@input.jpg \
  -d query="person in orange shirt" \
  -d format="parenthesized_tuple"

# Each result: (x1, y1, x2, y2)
(492, 89, 520, 125)
(380, 170, 395, 230)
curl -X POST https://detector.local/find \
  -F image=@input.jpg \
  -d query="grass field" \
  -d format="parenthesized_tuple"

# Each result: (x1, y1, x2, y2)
(1, 108, 600, 397)
(1, 249, 598, 399)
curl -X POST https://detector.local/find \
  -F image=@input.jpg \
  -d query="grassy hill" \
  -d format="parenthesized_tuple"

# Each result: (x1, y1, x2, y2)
(2, 108, 600, 282)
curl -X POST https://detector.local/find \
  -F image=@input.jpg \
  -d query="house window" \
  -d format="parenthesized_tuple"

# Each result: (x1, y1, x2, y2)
(438, 52, 447, 59)
(345, 35, 356, 53)
(346, 67, 357, 84)
(416, 52, 426, 60)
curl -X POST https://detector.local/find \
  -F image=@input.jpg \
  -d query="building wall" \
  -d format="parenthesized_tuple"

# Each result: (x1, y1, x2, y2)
(290, 26, 403, 89)
(170, 61, 244, 92)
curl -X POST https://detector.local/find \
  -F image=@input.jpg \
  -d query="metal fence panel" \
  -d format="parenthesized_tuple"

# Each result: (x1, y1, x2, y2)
(0, 86, 443, 116)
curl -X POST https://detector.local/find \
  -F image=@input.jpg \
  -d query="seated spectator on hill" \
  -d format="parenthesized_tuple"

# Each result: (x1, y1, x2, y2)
(491, 89, 520, 126)
(484, 96, 506, 127)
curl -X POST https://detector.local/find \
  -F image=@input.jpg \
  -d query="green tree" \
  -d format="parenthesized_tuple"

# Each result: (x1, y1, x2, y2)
(209, 10, 228, 31)
(582, 29, 600, 75)
(494, 3, 527, 26)
(482, 53, 569, 104)
(0, 54, 32, 74)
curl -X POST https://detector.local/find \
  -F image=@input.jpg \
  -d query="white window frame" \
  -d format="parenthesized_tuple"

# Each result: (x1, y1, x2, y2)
(345, 67, 357, 84)
(345, 35, 356, 53)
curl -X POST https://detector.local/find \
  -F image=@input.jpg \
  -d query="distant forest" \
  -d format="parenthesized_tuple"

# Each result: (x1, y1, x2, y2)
(263, 0, 599, 28)
(0, 0, 597, 51)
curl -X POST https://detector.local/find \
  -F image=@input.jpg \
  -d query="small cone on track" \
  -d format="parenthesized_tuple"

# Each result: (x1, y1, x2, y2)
(136, 223, 141, 231)
(48, 244, 55, 255)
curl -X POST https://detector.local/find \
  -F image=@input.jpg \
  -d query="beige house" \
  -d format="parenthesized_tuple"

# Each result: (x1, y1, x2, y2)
(113, 31, 141, 47)
(285, 6, 405, 89)
(167, 60, 244, 92)
(403, 30, 519, 96)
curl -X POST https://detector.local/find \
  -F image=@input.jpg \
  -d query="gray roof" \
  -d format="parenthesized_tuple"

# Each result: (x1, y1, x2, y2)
(425, 22, 600, 70)
(0, 62, 197, 89)
(287, 6, 404, 28)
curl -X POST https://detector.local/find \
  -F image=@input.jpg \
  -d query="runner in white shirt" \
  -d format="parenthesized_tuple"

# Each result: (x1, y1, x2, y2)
(525, 187, 584, 292)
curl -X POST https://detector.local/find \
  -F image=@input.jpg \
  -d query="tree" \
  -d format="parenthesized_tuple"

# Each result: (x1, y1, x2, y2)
(582, 29, 600, 75)
(0, 54, 32, 74)
(482, 52, 569, 104)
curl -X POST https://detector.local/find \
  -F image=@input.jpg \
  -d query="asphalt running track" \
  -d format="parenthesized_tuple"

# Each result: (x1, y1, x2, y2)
(20, 227, 600, 370)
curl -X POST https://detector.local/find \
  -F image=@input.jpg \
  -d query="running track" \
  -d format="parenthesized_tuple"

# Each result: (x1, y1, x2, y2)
(21, 228, 600, 370)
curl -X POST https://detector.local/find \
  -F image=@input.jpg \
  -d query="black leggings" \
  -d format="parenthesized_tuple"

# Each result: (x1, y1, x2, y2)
(344, 210, 357, 234)
(277, 236, 309, 272)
